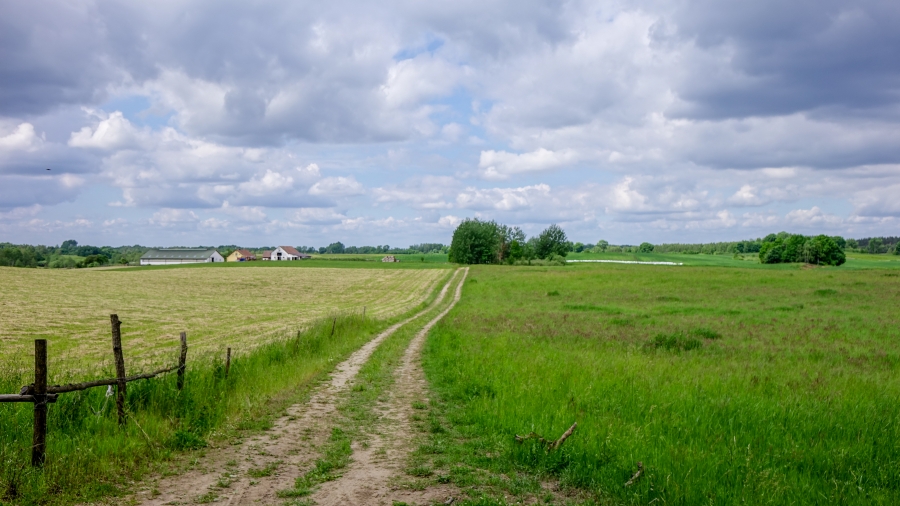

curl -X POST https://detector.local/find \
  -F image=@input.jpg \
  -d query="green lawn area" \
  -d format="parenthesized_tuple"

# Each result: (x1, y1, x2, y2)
(422, 262, 900, 504)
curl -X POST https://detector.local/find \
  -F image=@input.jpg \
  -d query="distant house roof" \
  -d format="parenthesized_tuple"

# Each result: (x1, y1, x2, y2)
(141, 248, 220, 260)
(262, 251, 272, 259)
(280, 246, 302, 256)
(236, 249, 256, 259)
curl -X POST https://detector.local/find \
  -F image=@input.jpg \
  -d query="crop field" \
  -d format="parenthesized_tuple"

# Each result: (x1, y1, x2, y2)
(0, 264, 447, 375)
(422, 263, 900, 504)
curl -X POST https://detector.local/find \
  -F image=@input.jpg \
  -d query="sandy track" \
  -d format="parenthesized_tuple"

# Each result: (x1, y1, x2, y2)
(310, 267, 468, 506)
(132, 269, 463, 506)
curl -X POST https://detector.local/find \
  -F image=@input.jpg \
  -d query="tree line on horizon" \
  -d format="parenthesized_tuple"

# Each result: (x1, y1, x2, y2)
(1, 233, 898, 269)
(0, 240, 449, 268)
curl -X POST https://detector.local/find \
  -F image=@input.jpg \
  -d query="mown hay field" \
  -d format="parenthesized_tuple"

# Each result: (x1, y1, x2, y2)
(422, 263, 900, 505)
(0, 264, 447, 375)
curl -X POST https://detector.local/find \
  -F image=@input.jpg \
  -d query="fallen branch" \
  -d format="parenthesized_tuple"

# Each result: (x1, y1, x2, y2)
(548, 422, 577, 451)
(624, 461, 643, 487)
(515, 422, 578, 452)
(21, 365, 179, 395)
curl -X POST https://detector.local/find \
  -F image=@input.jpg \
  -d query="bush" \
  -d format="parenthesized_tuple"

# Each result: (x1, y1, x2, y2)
(759, 233, 845, 266)
(449, 219, 502, 264)
(639, 242, 654, 253)
(535, 224, 568, 259)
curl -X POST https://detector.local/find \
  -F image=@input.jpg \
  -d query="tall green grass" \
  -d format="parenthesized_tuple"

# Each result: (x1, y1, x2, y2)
(0, 313, 384, 505)
(423, 265, 900, 504)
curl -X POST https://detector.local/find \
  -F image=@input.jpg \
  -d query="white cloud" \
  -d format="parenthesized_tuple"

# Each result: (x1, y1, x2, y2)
(0, 123, 42, 152)
(478, 148, 577, 180)
(727, 185, 766, 206)
(237, 170, 294, 197)
(456, 183, 551, 212)
(438, 215, 462, 228)
(69, 111, 146, 150)
(309, 176, 365, 197)
(149, 208, 199, 226)
(291, 208, 347, 225)
(785, 207, 844, 228)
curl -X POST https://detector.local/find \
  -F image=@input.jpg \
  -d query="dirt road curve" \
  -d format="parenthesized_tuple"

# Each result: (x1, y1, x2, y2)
(133, 268, 465, 506)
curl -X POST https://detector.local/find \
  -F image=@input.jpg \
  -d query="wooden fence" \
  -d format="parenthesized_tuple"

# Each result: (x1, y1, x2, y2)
(0, 314, 203, 467)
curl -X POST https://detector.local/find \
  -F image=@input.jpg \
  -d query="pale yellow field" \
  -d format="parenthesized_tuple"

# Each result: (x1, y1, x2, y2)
(0, 266, 447, 376)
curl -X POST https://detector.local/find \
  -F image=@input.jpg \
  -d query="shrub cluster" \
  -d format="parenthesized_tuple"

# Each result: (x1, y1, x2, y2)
(448, 219, 569, 265)
(758, 233, 846, 266)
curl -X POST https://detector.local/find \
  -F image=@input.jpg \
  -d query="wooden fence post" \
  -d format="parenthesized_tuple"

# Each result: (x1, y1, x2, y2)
(363, 306, 366, 319)
(32, 339, 47, 467)
(225, 347, 231, 379)
(110, 314, 127, 426)
(177, 332, 187, 390)
(330, 317, 336, 337)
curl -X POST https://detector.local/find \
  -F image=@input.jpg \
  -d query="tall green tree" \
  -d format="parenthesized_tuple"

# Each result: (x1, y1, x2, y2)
(448, 219, 502, 264)
(535, 224, 568, 259)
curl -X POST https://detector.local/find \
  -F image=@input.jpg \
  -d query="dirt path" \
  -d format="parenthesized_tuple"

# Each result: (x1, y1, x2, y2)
(310, 267, 469, 506)
(132, 268, 463, 506)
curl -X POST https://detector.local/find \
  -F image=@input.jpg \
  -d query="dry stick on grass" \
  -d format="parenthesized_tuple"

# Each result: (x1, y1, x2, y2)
(624, 462, 644, 487)
(515, 422, 578, 452)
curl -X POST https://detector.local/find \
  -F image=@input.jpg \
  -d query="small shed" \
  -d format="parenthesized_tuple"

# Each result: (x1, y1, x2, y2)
(226, 249, 257, 262)
(381, 255, 399, 263)
(140, 248, 224, 266)
(261, 251, 272, 260)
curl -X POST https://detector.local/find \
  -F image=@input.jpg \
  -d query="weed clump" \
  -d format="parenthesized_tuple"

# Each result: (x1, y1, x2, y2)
(546, 290, 560, 297)
(814, 289, 838, 296)
(647, 332, 702, 352)
(691, 328, 721, 340)
(167, 429, 207, 450)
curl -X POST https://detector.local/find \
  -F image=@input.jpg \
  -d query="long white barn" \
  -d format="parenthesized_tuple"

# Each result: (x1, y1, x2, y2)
(140, 248, 225, 265)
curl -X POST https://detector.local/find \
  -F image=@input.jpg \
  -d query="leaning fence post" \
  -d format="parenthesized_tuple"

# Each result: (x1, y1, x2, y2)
(362, 306, 366, 319)
(331, 317, 336, 337)
(110, 314, 127, 426)
(32, 339, 47, 467)
(177, 332, 188, 390)
(225, 347, 231, 379)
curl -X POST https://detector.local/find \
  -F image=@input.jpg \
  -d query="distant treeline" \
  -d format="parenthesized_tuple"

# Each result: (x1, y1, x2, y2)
(0, 240, 449, 268)
(0, 240, 148, 268)
(587, 235, 900, 256)
(219, 243, 448, 257)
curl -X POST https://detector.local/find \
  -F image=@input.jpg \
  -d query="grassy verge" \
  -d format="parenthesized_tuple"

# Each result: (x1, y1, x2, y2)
(0, 270, 454, 505)
(419, 264, 900, 505)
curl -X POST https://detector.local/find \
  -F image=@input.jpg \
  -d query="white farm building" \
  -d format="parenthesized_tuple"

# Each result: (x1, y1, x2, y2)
(140, 248, 225, 266)
(270, 246, 310, 260)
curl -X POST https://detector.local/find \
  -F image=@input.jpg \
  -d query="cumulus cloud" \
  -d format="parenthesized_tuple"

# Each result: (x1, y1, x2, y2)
(69, 111, 147, 150)
(0, 123, 42, 152)
(373, 176, 458, 209)
(309, 176, 365, 197)
(478, 149, 577, 180)
(2, 0, 900, 244)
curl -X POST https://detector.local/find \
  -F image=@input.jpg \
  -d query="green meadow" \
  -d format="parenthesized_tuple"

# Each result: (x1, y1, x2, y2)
(422, 262, 900, 504)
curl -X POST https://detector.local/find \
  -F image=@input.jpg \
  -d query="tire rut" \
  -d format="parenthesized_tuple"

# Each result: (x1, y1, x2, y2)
(132, 268, 463, 506)
(310, 267, 469, 506)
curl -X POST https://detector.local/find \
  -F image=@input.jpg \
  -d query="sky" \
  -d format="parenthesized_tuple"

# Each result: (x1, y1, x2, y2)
(1, 0, 899, 248)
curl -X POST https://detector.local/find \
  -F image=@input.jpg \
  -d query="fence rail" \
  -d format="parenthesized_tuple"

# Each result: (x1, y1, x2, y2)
(1, 314, 201, 467)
